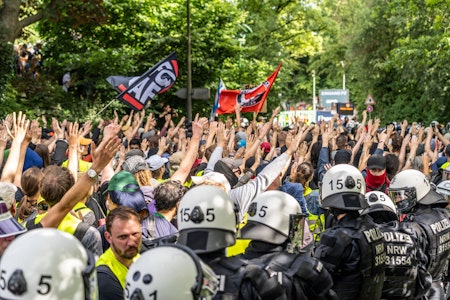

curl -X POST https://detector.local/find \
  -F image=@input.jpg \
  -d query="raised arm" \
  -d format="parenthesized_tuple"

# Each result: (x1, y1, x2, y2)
(67, 122, 81, 181)
(1, 112, 30, 183)
(40, 135, 121, 228)
(171, 114, 208, 183)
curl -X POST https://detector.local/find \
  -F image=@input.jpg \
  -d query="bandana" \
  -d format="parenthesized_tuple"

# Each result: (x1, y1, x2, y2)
(365, 168, 390, 194)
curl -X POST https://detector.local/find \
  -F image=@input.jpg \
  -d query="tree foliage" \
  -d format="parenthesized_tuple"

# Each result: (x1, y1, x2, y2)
(0, 0, 448, 124)
(312, 0, 450, 124)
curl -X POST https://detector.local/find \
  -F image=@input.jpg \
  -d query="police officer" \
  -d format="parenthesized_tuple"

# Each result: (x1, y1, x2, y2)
(389, 169, 450, 299)
(314, 164, 386, 300)
(177, 185, 285, 300)
(0, 228, 97, 300)
(239, 190, 337, 299)
(361, 191, 432, 299)
(124, 244, 219, 299)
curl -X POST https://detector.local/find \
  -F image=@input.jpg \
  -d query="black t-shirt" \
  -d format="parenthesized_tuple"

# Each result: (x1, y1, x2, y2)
(97, 265, 124, 300)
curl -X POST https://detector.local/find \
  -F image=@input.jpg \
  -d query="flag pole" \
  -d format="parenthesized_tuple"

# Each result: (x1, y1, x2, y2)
(95, 99, 115, 117)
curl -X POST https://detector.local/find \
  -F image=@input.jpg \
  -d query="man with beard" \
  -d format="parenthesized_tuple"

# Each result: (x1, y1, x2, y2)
(96, 206, 142, 300)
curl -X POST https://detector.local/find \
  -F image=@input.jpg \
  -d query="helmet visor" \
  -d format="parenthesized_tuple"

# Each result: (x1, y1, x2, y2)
(444, 169, 450, 181)
(388, 187, 416, 213)
(198, 260, 218, 299)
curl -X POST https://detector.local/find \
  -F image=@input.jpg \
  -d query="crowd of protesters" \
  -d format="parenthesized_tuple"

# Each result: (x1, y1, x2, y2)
(0, 103, 449, 299)
(13, 42, 44, 78)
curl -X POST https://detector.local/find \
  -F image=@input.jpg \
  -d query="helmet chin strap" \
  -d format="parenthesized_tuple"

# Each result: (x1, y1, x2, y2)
(328, 208, 347, 221)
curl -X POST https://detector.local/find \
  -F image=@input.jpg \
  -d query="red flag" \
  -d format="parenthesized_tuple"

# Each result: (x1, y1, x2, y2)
(112, 52, 178, 111)
(216, 63, 282, 114)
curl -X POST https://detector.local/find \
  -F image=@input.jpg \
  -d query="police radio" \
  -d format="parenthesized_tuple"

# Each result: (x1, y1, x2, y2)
(287, 213, 306, 253)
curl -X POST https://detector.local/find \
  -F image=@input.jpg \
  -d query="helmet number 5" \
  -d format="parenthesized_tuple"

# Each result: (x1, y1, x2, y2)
(37, 275, 52, 295)
(206, 208, 215, 222)
(0, 271, 51, 295)
(0, 270, 5, 290)
(329, 178, 362, 190)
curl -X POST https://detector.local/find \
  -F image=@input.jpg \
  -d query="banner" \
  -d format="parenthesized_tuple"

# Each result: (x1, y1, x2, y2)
(217, 63, 282, 114)
(108, 52, 178, 111)
(210, 78, 226, 120)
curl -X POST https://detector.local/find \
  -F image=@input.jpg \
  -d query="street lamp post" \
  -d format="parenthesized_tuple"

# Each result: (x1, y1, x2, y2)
(341, 61, 346, 90)
(312, 70, 316, 111)
(186, 0, 192, 122)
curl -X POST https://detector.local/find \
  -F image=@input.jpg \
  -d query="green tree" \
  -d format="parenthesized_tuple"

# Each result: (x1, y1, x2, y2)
(313, 0, 450, 124)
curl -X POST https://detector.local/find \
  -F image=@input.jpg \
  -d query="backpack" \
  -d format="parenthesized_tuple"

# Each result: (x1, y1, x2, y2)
(264, 252, 335, 299)
(140, 234, 178, 253)
(208, 256, 286, 300)
(85, 195, 106, 228)
(139, 215, 178, 253)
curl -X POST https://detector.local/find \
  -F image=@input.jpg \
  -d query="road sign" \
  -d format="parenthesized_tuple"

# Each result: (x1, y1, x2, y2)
(319, 89, 349, 108)
(365, 94, 376, 105)
(337, 102, 354, 116)
(176, 88, 210, 100)
(367, 105, 373, 112)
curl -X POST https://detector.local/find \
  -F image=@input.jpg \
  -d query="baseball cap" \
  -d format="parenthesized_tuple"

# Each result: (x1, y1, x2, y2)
(235, 132, 247, 141)
(122, 155, 149, 174)
(169, 152, 184, 171)
(104, 171, 141, 194)
(141, 130, 156, 140)
(258, 116, 267, 121)
(191, 172, 231, 192)
(260, 142, 271, 153)
(146, 155, 168, 171)
(0, 200, 26, 238)
(367, 154, 386, 170)
(0, 182, 17, 210)
(221, 157, 243, 169)
(79, 137, 92, 146)
(125, 149, 145, 159)
(237, 139, 246, 148)
(104, 171, 148, 213)
(214, 160, 239, 188)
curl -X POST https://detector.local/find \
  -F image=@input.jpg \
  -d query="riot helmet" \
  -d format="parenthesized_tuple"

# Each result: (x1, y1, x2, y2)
(361, 191, 398, 222)
(125, 244, 218, 300)
(0, 228, 97, 300)
(388, 169, 445, 213)
(320, 164, 367, 210)
(240, 191, 304, 245)
(177, 185, 237, 254)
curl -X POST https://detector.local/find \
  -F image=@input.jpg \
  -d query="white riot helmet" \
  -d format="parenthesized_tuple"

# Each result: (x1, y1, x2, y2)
(177, 185, 237, 254)
(361, 191, 398, 222)
(240, 191, 303, 245)
(125, 244, 218, 300)
(320, 164, 367, 210)
(388, 169, 445, 213)
(0, 228, 97, 300)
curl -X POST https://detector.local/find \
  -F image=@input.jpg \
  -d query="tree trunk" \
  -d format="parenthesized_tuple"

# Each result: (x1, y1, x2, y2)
(0, 0, 22, 43)
(0, 0, 46, 43)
